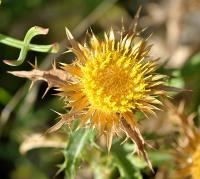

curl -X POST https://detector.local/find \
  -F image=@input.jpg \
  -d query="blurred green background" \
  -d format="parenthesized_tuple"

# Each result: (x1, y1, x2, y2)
(0, 0, 200, 179)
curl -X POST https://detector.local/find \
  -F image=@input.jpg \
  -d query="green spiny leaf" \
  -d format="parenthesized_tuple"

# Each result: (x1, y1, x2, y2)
(86, 148, 115, 179)
(111, 141, 142, 179)
(64, 128, 95, 179)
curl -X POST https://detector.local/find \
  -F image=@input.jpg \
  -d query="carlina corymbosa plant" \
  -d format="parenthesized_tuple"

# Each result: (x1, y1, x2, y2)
(9, 16, 178, 171)
(165, 99, 200, 179)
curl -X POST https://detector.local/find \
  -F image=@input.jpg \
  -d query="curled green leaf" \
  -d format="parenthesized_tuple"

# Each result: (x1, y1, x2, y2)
(1, 26, 59, 66)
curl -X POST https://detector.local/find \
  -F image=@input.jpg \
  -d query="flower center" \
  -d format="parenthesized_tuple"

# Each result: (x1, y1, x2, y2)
(191, 146, 200, 179)
(81, 51, 146, 112)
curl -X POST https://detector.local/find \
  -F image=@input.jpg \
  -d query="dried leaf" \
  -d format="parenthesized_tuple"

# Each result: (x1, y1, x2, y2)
(8, 67, 74, 89)
(121, 118, 153, 172)
(46, 112, 75, 133)
(20, 133, 66, 154)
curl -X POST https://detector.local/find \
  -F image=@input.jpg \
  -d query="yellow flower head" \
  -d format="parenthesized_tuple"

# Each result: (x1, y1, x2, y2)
(57, 25, 169, 169)
(163, 100, 200, 179)
(81, 32, 149, 113)
(174, 122, 200, 179)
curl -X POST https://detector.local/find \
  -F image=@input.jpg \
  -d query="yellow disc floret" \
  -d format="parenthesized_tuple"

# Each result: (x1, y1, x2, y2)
(191, 146, 200, 179)
(81, 44, 146, 113)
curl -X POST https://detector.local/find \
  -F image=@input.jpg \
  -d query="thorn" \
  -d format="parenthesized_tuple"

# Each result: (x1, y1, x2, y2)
(178, 100, 185, 114)
(27, 58, 38, 69)
(130, 145, 137, 155)
(34, 57, 38, 69)
(52, 60, 57, 70)
(121, 17, 125, 32)
(133, 6, 142, 32)
(50, 109, 62, 116)
(145, 141, 155, 150)
(84, 29, 91, 43)
(42, 86, 50, 98)
(109, 27, 115, 41)
(29, 81, 35, 90)
(88, 27, 94, 35)
(27, 61, 34, 68)
(140, 110, 151, 120)
(62, 49, 72, 54)
(65, 27, 74, 40)
(107, 123, 115, 152)
(145, 31, 153, 41)
(127, 5, 142, 35)
(59, 62, 66, 67)
(75, 125, 80, 132)
(120, 136, 129, 145)
(46, 119, 65, 133)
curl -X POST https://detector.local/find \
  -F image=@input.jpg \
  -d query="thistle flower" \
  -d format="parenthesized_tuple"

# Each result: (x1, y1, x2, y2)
(174, 126, 200, 179)
(166, 101, 200, 179)
(9, 23, 174, 170)
(58, 25, 170, 168)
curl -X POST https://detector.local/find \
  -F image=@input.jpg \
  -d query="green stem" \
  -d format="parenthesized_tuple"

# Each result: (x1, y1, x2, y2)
(0, 34, 58, 53)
